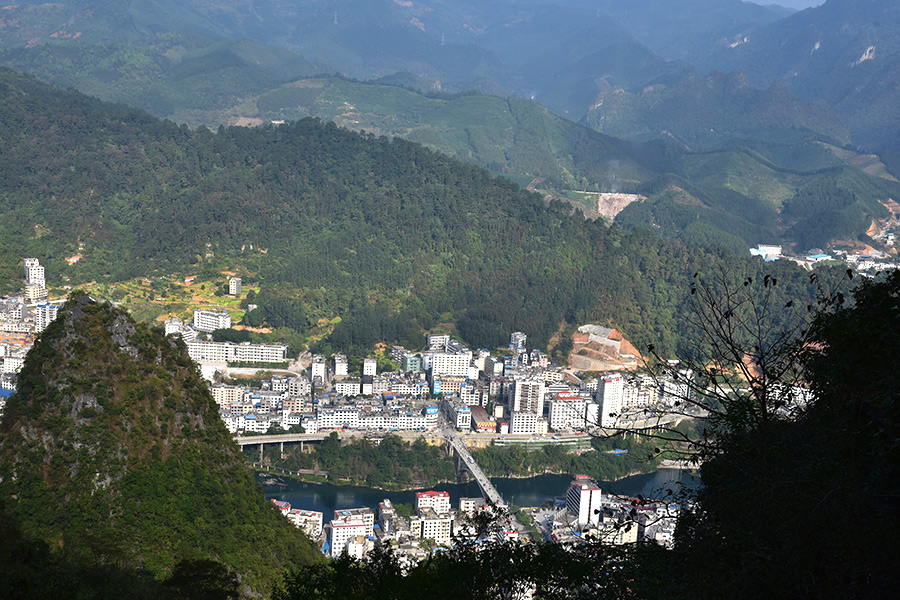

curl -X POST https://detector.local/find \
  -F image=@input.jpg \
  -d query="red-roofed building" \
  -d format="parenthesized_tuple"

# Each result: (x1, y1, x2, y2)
(415, 490, 451, 514)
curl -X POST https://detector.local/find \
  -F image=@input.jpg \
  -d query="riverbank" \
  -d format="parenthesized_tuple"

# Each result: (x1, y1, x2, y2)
(261, 469, 699, 521)
(254, 462, 669, 493)
(253, 464, 463, 492)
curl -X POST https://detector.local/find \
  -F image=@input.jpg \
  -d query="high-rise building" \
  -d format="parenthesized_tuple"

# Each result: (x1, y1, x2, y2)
(23, 258, 45, 288)
(33, 303, 60, 334)
(598, 373, 625, 427)
(310, 355, 327, 384)
(511, 378, 545, 415)
(333, 354, 348, 379)
(566, 476, 602, 527)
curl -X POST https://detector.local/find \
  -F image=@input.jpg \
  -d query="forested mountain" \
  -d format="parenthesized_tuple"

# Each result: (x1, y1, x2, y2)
(0, 68, 828, 359)
(0, 295, 320, 594)
(583, 69, 848, 148)
(701, 0, 900, 156)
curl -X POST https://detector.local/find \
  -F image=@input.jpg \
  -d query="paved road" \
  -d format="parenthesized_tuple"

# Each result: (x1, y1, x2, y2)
(443, 428, 505, 507)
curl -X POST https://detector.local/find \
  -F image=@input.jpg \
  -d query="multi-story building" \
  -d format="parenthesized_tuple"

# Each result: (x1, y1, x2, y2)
(228, 277, 242, 296)
(442, 400, 472, 431)
(459, 497, 488, 515)
(401, 353, 421, 373)
(510, 410, 538, 435)
(287, 509, 323, 538)
(566, 476, 603, 527)
(428, 350, 473, 379)
(510, 331, 527, 350)
(288, 377, 310, 398)
(330, 513, 371, 558)
(598, 373, 625, 427)
(24, 284, 47, 303)
(511, 378, 545, 415)
(334, 507, 375, 535)
(333, 354, 348, 379)
(548, 393, 587, 431)
(33, 302, 60, 333)
(361, 374, 374, 396)
(363, 357, 377, 376)
(164, 316, 184, 336)
(426, 334, 450, 350)
(317, 407, 360, 429)
(192, 309, 231, 333)
(415, 491, 451, 515)
(310, 354, 327, 385)
(432, 375, 467, 396)
(335, 379, 361, 397)
(411, 509, 452, 546)
(210, 383, 245, 406)
(24, 258, 45, 288)
(186, 340, 288, 363)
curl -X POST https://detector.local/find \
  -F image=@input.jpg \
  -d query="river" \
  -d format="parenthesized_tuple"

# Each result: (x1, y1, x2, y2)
(260, 468, 698, 521)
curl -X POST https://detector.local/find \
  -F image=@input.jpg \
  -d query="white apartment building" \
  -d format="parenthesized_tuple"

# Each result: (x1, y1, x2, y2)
(426, 334, 450, 350)
(186, 340, 288, 363)
(330, 515, 370, 558)
(287, 509, 323, 538)
(510, 331, 527, 350)
(428, 350, 473, 378)
(33, 302, 59, 333)
(192, 309, 231, 333)
(442, 400, 471, 431)
(335, 379, 361, 397)
(363, 357, 377, 376)
(24, 258, 45, 288)
(548, 393, 587, 431)
(598, 373, 625, 427)
(511, 378, 545, 415)
(566, 476, 603, 527)
(317, 407, 360, 429)
(333, 354, 348, 379)
(288, 377, 310, 397)
(510, 410, 539, 435)
(310, 355, 327, 383)
(228, 277, 242, 296)
(164, 316, 184, 336)
(416, 491, 451, 514)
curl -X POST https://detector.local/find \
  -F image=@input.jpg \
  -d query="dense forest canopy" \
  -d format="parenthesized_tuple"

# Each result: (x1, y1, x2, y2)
(0, 68, 831, 358)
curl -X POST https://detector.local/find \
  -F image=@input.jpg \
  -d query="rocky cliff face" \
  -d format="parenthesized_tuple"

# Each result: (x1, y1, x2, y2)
(0, 295, 317, 592)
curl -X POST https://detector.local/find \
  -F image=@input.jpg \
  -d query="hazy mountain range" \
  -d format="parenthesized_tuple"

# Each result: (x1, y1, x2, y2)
(1, 0, 899, 252)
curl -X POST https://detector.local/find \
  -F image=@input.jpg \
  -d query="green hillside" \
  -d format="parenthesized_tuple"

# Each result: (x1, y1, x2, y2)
(0, 295, 320, 593)
(0, 68, 829, 360)
(583, 70, 849, 149)
(617, 143, 900, 253)
(252, 76, 659, 191)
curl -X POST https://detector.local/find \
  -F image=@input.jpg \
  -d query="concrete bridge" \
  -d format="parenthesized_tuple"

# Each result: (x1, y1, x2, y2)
(443, 428, 505, 508)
